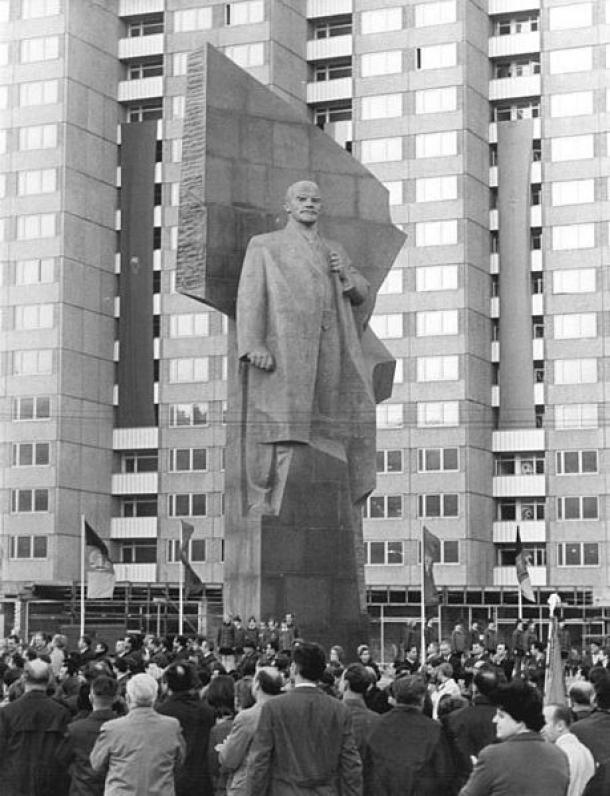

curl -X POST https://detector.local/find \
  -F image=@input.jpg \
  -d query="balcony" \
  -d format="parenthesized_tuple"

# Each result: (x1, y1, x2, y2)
(531, 294, 543, 315)
(307, 77, 352, 103)
(493, 565, 546, 587)
(530, 205, 541, 226)
(492, 385, 543, 407)
(111, 517, 158, 539)
(531, 161, 541, 182)
(493, 428, 545, 451)
(114, 563, 157, 583)
(489, 166, 498, 187)
(489, 75, 541, 101)
(491, 340, 499, 362)
(493, 520, 546, 543)
(117, 77, 163, 102)
(113, 427, 158, 450)
(119, 0, 164, 13)
(488, 31, 540, 59)
(489, 209, 498, 230)
(493, 474, 545, 497)
(490, 296, 499, 317)
(534, 382, 544, 404)
(531, 250, 542, 271)
(490, 252, 499, 273)
(489, 117, 540, 143)
(307, 35, 352, 61)
(118, 34, 164, 59)
(532, 338, 543, 360)
(307, 0, 352, 16)
(489, 0, 540, 14)
(111, 473, 158, 495)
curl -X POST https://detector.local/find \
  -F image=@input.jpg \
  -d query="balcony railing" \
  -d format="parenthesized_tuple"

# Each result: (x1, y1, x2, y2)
(488, 31, 540, 58)
(493, 520, 546, 543)
(307, 78, 352, 103)
(113, 427, 158, 450)
(110, 517, 158, 539)
(493, 474, 545, 497)
(307, 35, 352, 61)
(118, 34, 164, 59)
(114, 563, 157, 582)
(111, 473, 159, 495)
(493, 565, 546, 586)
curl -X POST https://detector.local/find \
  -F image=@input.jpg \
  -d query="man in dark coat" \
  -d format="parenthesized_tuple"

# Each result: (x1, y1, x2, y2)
(339, 663, 380, 760)
(446, 666, 501, 789)
(363, 673, 453, 795)
(0, 659, 71, 796)
(156, 660, 215, 796)
(57, 675, 118, 796)
(248, 641, 362, 795)
(571, 674, 610, 796)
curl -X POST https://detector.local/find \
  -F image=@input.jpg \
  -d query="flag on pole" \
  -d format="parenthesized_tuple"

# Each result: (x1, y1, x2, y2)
(179, 520, 204, 599)
(515, 526, 535, 602)
(85, 521, 115, 599)
(423, 526, 440, 606)
(544, 615, 567, 705)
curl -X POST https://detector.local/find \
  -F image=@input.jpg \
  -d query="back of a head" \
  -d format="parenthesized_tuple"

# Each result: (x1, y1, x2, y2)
(293, 642, 326, 682)
(438, 662, 453, 679)
(392, 674, 427, 707)
(568, 680, 594, 706)
(24, 659, 50, 688)
(343, 663, 372, 695)
(126, 673, 158, 707)
(548, 703, 573, 728)
(473, 666, 501, 698)
(495, 679, 544, 732)
(91, 675, 118, 702)
(235, 677, 256, 710)
(255, 666, 283, 696)
(165, 661, 198, 693)
(206, 674, 235, 714)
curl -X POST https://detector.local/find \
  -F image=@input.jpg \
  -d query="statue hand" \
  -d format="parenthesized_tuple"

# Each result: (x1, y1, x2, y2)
(328, 251, 346, 282)
(247, 347, 275, 371)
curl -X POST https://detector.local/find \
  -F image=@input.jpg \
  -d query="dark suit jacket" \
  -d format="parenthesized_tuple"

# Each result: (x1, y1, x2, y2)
(248, 684, 362, 795)
(459, 731, 569, 796)
(57, 708, 117, 796)
(446, 695, 496, 787)
(0, 690, 71, 796)
(571, 709, 610, 796)
(156, 691, 215, 796)
(343, 699, 380, 761)
(363, 704, 454, 796)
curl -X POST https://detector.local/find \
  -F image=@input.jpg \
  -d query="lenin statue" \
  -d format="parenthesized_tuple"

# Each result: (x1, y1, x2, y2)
(236, 180, 377, 516)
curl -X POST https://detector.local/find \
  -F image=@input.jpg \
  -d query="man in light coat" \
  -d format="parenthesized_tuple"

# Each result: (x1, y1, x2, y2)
(542, 703, 595, 796)
(90, 673, 185, 795)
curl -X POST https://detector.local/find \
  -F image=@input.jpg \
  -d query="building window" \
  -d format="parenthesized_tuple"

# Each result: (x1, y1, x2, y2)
(496, 543, 545, 566)
(16, 213, 57, 240)
(416, 309, 458, 337)
(361, 7, 402, 34)
(498, 499, 545, 521)
(418, 448, 459, 472)
(417, 355, 459, 382)
(555, 403, 597, 430)
(552, 269, 595, 295)
(22, 0, 59, 18)
(121, 452, 158, 473)
(377, 404, 403, 428)
(13, 396, 50, 421)
(556, 450, 598, 475)
(493, 101, 539, 121)
(553, 313, 596, 340)
(552, 180, 594, 206)
(226, 0, 264, 25)
(360, 137, 402, 163)
(554, 358, 597, 385)
(415, 0, 456, 26)
(364, 495, 403, 519)
(418, 539, 459, 564)
(557, 496, 598, 520)
(314, 104, 352, 126)
(417, 401, 459, 427)
(361, 50, 402, 77)
(121, 496, 157, 517)
(15, 259, 55, 286)
(127, 101, 163, 122)
(415, 131, 457, 158)
(549, 47, 592, 74)
(550, 91, 593, 118)
(415, 86, 457, 114)
(19, 80, 59, 107)
(168, 493, 207, 517)
(495, 454, 544, 475)
(169, 448, 207, 472)
(376, 449, 403, 473)
(416, 265, 458, 292)
(168, 402, 209, 427)
(549, 4, 592, 30)
(128, 16, 164, 36)
(12, 350, 53, 376)
(415, 220, 458, 247)
(551, 135, 594, 162)
(10, 536, 48, 559)
(361, 93, 402, 120)
(552, 223, 595, 251)
(128, 59, 163, 79)
(378, 269, 403, 294)
(18, 124, 57, 151)
(369, 313, 403, 339)
(120, 541, 157, 564)
(167, 538, 207, 562)
(14, 304, 54, 330)
(365, 541, 404, 565)
(557, 542, 599, 566)
(169, 357, 209, 383)
(12, 442, 50, 467)
(169, 313, 209, 337)
(20, 36, 59, 63)
(172, 96, 185, 119)
(415, 176, 457, 203)
(225, 42, 265, 68)
(416, 43, 457, 70)
(494, 58, 540, 78)
(11, 488, 49, 513)
(174, 7, 213, 31)
(418, 494, 459, 518)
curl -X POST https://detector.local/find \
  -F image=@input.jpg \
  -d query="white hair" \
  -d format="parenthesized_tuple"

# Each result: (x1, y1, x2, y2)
(126, 673, 158, 707)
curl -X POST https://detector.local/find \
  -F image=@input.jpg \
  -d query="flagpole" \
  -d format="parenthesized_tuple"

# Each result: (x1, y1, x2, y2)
(420, 522, 426, 664)
(178, 524, 184, 636)
(80, 514, 85, 637)
(518, 586, 523, 622)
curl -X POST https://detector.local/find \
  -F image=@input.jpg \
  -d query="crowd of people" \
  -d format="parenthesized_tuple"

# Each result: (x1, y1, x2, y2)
(0, 613, 608, 795)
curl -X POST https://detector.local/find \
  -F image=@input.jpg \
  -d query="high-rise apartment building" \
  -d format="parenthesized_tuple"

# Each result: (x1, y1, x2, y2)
(1, 0, 609, 651)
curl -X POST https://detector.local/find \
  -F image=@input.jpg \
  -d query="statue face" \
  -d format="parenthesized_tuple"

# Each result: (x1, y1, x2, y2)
(284, 182, 321, 225)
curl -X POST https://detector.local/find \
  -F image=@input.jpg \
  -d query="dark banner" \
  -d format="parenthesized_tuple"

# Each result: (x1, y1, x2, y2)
(117, 121, 157, 428)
